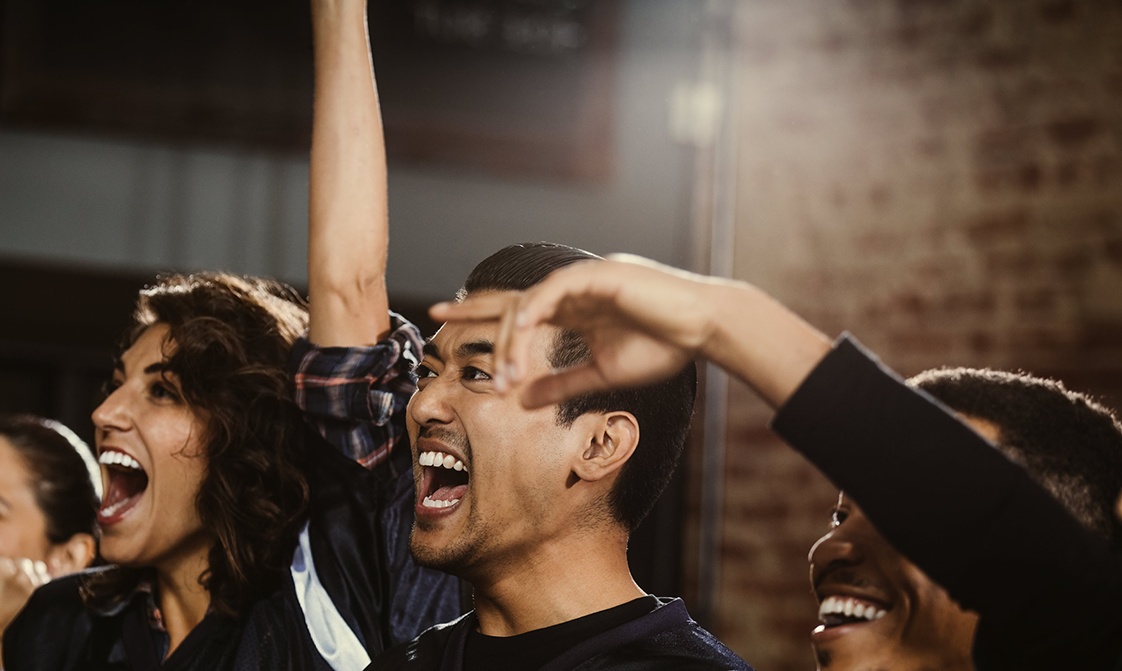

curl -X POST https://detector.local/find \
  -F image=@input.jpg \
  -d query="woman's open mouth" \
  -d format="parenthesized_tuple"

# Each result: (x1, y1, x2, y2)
(97, 449, 149, 525)
(417, 449, 469, 513)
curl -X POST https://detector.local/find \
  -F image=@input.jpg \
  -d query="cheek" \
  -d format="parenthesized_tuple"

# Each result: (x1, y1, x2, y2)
(892, 562, 973, 636)
(152, 414, 209, 509)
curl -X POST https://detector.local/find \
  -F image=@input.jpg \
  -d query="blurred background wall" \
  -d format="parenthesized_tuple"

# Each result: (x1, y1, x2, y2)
(3, 0, 1122, 669)
(704, 1, 1122, 669)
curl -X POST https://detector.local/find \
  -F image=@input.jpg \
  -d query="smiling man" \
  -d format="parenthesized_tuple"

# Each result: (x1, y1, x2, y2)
(810, 492, 979, 671)
(807, 368, 1122, 671)
(370, 243, 750, 671)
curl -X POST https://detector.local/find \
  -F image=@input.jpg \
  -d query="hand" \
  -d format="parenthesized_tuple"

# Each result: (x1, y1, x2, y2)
(0, 557, 49, 633)
(430, 255, 722, 408)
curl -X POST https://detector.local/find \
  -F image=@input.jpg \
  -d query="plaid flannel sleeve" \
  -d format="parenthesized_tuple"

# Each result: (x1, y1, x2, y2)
(290, 312, 423, 470)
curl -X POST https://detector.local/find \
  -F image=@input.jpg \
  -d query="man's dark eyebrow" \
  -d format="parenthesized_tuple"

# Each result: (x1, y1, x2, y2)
(143, 362, 171, 375)
(456, 340, 493, 359)
(421, 340, 494, 361)
(422, 341, 443, 362)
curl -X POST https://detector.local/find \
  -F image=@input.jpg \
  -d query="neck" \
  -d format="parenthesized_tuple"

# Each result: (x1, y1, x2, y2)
(155, 538, 213, 659)
(470, 526, 644, 637)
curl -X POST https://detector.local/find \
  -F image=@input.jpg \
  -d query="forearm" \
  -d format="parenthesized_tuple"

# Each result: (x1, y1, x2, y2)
(695, 280, 832, 407)
(308, 0, 391, 345)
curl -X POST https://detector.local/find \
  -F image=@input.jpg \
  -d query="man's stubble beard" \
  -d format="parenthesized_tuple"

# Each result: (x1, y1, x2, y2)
(409, 503, 496, 576)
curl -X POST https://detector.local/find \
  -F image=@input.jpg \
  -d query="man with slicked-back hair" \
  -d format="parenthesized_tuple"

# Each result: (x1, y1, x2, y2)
(370, 243, 750, 671)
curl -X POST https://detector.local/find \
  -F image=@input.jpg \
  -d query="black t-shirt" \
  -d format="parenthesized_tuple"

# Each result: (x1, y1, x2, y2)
(461, 596, 659, 671)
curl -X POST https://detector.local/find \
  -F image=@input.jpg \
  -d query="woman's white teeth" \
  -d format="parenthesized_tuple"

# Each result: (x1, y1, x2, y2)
(100, 498, 129, 517)
(422, 495, 460, 509)
(98, 451, 142, 471)
(418, 451, 466, 472)
(818, 596, 888, 623)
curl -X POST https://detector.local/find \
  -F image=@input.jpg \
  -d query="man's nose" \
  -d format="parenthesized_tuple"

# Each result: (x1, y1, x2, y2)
(808, 525, 865, 586)
(408, 377, 456, 427)
(809, 529, 862, 564)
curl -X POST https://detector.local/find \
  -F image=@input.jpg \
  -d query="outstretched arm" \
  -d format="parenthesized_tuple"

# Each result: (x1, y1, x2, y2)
(429, 254, 832, 409)
(308, 0, 390, 346)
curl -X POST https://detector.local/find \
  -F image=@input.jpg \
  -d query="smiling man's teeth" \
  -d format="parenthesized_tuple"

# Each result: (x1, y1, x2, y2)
(422, 495, 461, 509)
(418, 451, 466, 472)
(98, 451, 142, 471)
(817, 596, 888, 624)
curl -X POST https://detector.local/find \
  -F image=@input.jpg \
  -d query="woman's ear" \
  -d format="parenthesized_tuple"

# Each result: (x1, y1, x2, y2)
(572, 412, 639, 483)
(46, 532, 97, 577)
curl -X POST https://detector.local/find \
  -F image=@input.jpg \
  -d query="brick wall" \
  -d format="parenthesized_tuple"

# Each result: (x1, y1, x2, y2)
(686, 1, 1122, 669)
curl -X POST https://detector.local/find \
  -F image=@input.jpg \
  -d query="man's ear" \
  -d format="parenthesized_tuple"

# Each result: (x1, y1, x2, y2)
(572, 411, 639, 483)
(45, 532, 97, 578)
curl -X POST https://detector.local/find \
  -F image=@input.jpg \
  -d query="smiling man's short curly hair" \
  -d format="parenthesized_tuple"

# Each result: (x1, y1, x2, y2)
(910, 367, 1122, 549)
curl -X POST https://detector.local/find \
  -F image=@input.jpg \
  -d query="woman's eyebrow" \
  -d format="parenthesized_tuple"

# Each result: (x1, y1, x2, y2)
(143, 362, 171, 375)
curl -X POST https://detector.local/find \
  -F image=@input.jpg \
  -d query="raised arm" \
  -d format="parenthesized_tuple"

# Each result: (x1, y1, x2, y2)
(308, 0, 391, 346)
(294, 0, 419, 470)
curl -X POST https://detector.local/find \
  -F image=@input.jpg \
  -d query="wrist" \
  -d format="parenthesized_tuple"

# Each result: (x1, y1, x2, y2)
(694, 279, 755, 365)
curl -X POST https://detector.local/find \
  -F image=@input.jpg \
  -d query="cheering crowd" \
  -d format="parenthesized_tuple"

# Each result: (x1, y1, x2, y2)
(1, 1, 1119, 670)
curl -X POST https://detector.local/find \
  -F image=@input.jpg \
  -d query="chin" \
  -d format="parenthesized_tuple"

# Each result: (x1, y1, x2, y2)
(98, 540, 139, 567)
(812, 636, 894, 671)
(409, 532, 464, 573)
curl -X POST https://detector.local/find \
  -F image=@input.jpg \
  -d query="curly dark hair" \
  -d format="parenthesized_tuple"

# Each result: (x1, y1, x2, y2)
(84, 272, 311, 616)
(910, 367, 1122, 550)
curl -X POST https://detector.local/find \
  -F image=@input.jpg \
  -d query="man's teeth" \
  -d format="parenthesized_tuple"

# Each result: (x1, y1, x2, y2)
(98, 451, 142, 471)
(422, 495, 461, 509)
(818, 596, 888, 623)
(418, 451, 466, 472)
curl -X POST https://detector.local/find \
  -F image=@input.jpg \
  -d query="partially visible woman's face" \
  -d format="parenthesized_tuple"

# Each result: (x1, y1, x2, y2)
(0, 437, 53, 563)
(92, 323, 210, 569)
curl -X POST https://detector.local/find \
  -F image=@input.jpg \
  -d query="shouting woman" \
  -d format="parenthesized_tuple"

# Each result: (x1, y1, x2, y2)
(3, 1, 459, 668)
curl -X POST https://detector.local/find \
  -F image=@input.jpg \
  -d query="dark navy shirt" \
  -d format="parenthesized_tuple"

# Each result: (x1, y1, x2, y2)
(371, 598, 752, 671)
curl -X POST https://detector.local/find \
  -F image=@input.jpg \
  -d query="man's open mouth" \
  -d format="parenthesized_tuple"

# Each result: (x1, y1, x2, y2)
(817, 595, 889, 628)
(418, 450, 469, 509)
(98, 450, 148, 524)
